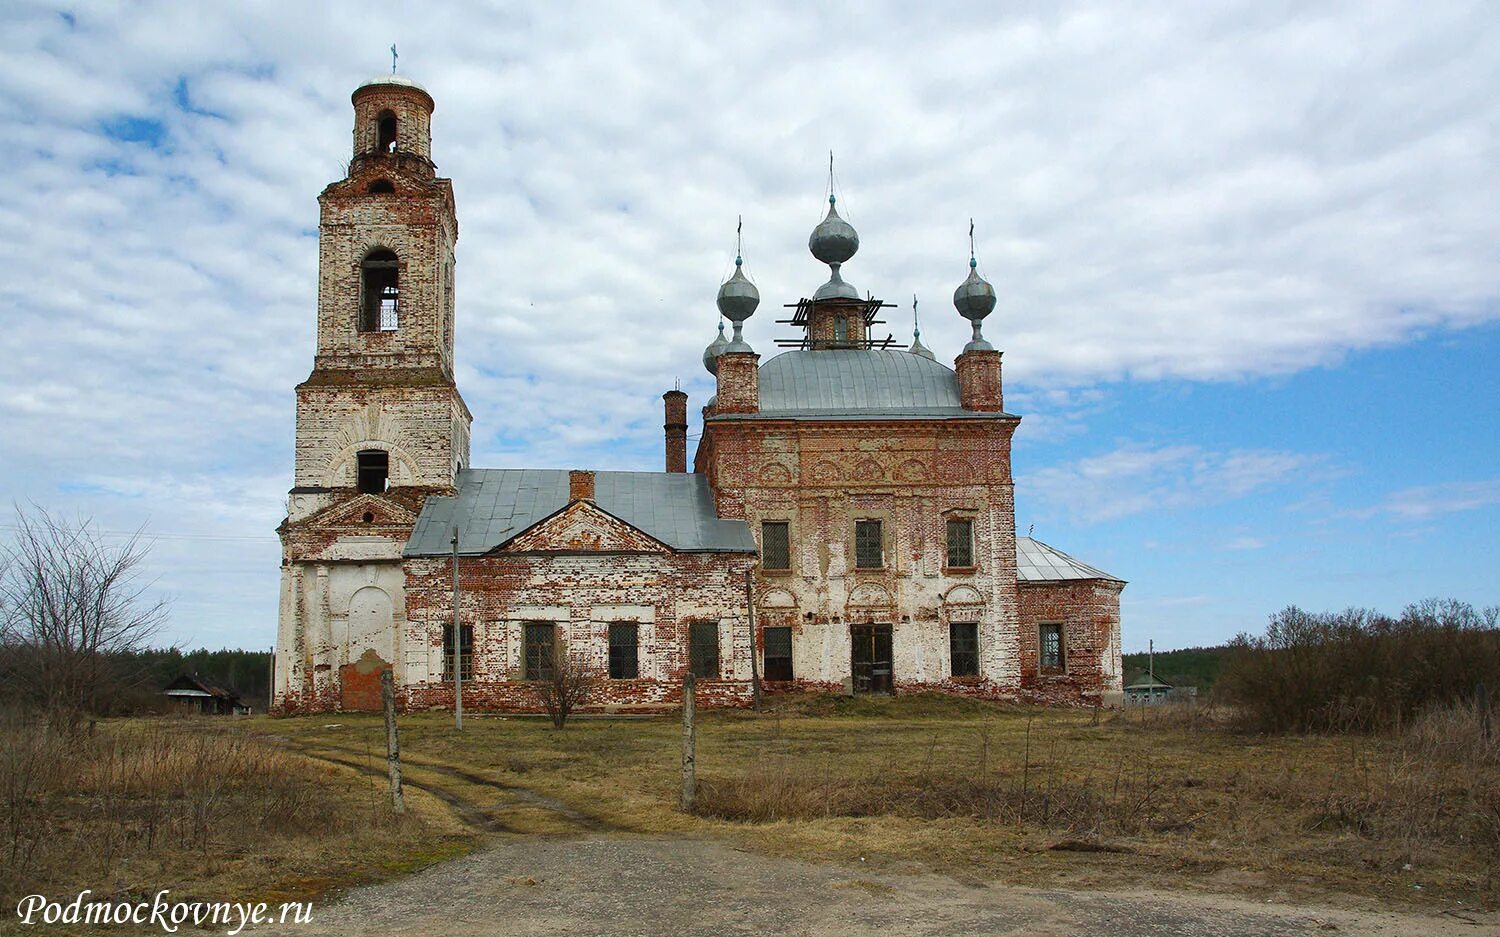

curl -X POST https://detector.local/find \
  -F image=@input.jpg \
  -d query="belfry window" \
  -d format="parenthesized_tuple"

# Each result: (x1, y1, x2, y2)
(834, 314, 849, 344)
(377, 112, 397, 153)
(356, 450, 388, 494)
(360, 249, 400, 332)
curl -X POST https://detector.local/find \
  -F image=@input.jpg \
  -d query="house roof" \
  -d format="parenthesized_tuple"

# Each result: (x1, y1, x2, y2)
(733, 349, 1016, 421)
(405, 469, 757, 557)
(1016, 536, 1124, 583)
(162, 673, 242, 702)
(1124, 673, 1175, 690)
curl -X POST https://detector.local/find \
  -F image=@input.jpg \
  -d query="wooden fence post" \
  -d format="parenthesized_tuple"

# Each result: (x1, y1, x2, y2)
(681, 670, 696, 812)
(381, 669, 405, 814)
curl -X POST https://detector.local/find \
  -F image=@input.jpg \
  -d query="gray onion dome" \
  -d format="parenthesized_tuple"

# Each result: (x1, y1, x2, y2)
(808, 194, 859, 265)
(955, 257, 997, 352)
(702, 320, 729, 375)
(716, 256, 760, 323)
(953, 257, 996, 321)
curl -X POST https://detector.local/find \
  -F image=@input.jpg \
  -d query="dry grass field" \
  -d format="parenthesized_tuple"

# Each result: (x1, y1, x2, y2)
(0, 711, 474, 929)
(261, 694, 1498, 912)
(4, 694, 1495, 930)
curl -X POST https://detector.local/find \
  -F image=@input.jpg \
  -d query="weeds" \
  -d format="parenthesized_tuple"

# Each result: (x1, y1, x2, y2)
(0, 706, 423, 907)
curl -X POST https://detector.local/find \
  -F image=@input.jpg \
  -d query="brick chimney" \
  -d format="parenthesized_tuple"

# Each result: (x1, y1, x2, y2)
(955, 349, 1004, 412)
(714, 352, 760, 414)
(568, 469, 595, 502)
(662, 390, 688, 473)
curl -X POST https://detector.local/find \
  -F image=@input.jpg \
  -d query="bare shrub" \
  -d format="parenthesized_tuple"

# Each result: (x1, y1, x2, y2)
(528, 647, 600, 729)
(0, 505, 169, 728)
(1219, 599, 1500, 734)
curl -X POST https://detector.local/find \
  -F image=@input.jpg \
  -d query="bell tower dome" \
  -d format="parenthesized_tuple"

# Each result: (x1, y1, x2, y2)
(350, 75, 436, 178)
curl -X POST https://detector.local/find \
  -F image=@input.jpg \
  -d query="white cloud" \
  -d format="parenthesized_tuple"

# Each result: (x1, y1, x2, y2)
(1348, 478, 1500, 521)
(1021, 444, 1318, 523)
(1, 1, 1497, 646)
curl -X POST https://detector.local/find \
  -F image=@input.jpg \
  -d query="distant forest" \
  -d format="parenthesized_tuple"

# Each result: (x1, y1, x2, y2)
(1122, 645, 1227, 690)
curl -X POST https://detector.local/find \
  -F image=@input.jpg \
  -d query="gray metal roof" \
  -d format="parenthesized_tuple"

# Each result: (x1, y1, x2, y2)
(1016, 536, 1124, 583)
(405, 469, 756, 557)
(755, 349, 983, 416)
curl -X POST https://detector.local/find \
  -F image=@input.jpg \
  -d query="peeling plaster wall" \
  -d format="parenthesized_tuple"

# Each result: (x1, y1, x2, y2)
(399, 551, 759, 711)
(699, 416, 1025, 699)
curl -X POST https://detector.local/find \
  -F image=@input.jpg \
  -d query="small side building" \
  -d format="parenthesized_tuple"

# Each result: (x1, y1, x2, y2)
(1123, 672, 1197, 705)
(162, 674, 250, 715)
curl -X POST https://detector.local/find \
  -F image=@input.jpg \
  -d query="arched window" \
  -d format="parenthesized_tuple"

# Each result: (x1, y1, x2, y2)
(367, 179, 395, 194)
(360, 249, 399, 332)
(377, 112, 397, 153)
(834, 313, 849, 344)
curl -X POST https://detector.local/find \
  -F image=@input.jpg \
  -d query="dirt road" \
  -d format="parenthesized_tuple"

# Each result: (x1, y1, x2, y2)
(257, 835, 1494, 936)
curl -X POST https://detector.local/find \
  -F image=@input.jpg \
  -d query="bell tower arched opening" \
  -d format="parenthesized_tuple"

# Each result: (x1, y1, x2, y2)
(360, 249, 400, 332)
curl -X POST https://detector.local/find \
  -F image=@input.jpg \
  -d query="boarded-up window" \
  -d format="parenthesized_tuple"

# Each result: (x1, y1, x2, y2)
(442, 624, 473, 681)
(854, 520, 883, 569)
(689, 622, 719, 679)
(1039, 623, 1064, 673)
(946, 519, 974, 568)
(524, 623, 555, 681)
(762, 521, 790, 570)
(950, 622, 979, 677)
(763, 626, 793, 681)
(608, 623, 638, 680)
(356, 450, 389, 494)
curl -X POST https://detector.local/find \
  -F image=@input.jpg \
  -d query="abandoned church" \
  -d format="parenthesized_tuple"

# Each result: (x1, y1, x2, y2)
(271, 74, 1125, 714)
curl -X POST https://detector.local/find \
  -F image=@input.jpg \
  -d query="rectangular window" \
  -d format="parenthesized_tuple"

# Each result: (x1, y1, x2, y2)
(524, 623, 555, 681)
(356, 450, 389, 494)
(854, 519, 883, 569)
(1039, 623, 1064, 673)
(949, 622, 979, 677)
(442, 624, 473, 681)
(608, 623, 639, 680)
(763, 626, 793, 681)
(761, 521, 791, 571)
(946, 519, 974, 568)
(689, 621, 719, 679)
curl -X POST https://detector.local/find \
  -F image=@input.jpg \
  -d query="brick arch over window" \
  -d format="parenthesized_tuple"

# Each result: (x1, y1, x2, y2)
(323, 441, 419, 490)
(359, 248, 400, 332)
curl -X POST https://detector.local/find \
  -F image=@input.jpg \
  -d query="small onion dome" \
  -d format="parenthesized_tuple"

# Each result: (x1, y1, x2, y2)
(909, 328, 935, 360)
(716, 256, 760, 323)
(808, 194, 859, 266)
(813, 263, 859, 301)
(702, 320, 729, 375)
(953, 257, 997, 322)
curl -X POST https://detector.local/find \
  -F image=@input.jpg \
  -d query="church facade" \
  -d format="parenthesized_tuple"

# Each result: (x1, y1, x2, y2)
(272, 75, 1124, 715)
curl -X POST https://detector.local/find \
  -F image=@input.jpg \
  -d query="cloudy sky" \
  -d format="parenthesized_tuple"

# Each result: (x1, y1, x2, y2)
(2, 1, 1496, 653)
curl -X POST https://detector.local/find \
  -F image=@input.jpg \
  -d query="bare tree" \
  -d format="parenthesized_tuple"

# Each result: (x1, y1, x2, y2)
(528, 644, 600, 729)
(0, 504, 168, 728)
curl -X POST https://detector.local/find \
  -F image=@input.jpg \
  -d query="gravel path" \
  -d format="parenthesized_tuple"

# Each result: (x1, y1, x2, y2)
(255, 835, 1495, 936)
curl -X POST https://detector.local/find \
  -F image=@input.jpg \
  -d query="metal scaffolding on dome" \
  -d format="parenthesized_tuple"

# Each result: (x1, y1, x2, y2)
(773, 297, 898, 349)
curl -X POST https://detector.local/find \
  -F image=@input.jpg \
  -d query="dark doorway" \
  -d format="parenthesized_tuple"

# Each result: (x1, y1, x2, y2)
(850, 623, 893, 695)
